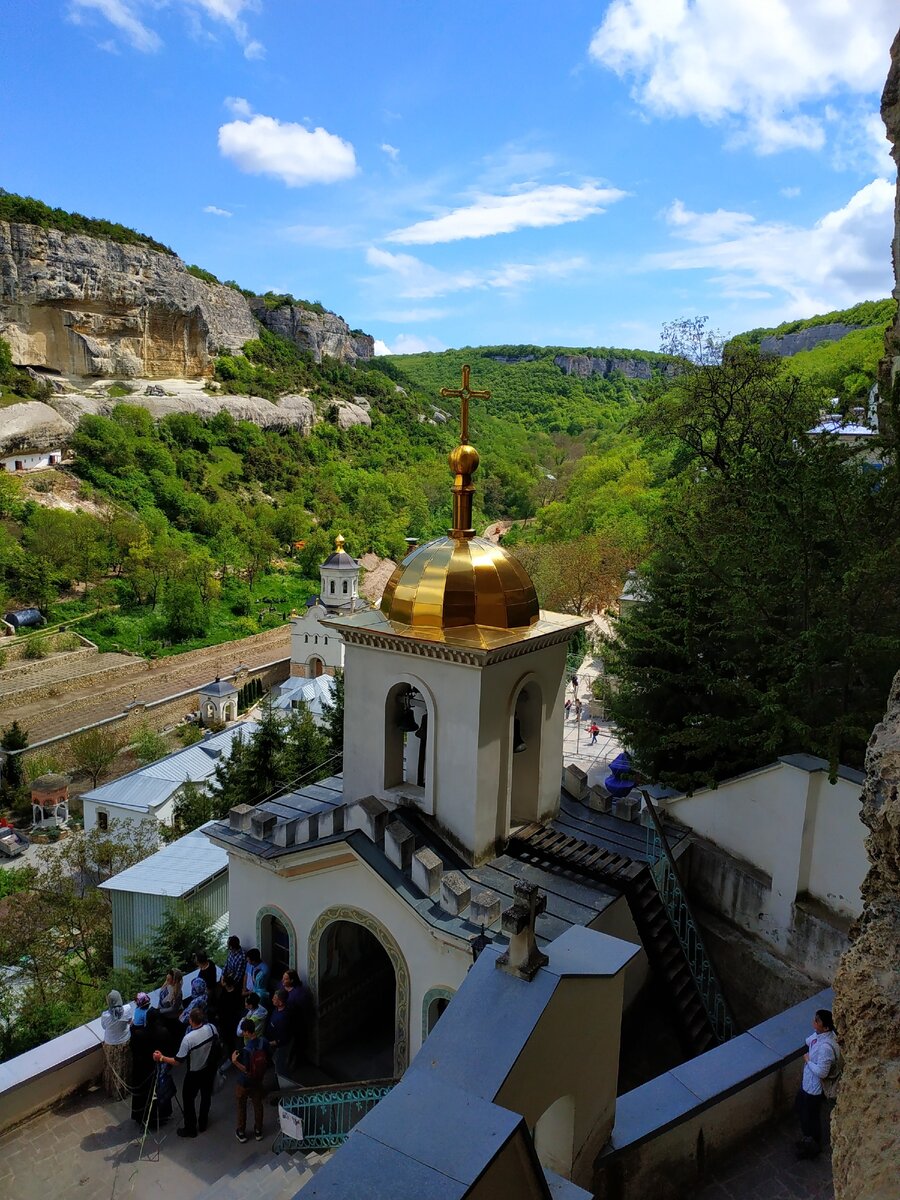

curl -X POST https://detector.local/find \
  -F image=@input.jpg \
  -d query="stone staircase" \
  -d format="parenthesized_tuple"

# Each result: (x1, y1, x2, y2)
(193, 1148, 332, 1200)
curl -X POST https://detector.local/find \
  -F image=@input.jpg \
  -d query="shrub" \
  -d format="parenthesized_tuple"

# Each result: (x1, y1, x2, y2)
(22, 637, 45, 660)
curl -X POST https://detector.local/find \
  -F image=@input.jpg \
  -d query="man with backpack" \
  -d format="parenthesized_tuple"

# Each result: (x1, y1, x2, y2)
(153, 1007, 220, 1138)
(232, 1017, 271, 1142)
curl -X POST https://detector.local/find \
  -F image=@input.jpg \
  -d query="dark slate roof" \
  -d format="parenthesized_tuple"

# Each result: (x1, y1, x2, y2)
(322, 550, 359, 568)
(552, 791, 689, 862)
(198, 677, 238, 697)
(205, 778, 625, 953)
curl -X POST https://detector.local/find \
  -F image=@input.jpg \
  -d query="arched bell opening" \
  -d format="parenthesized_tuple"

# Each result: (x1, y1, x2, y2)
(508, 679, 544, 825)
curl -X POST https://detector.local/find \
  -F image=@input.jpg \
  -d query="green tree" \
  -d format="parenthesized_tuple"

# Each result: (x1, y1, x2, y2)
(131, 723, 169, 766)
(126, 904, 225, 991)
(280, 703, 330, 787)
(70, 726, 122, 787)
(172, 778, 223, 833)
(1, 720, 28, 793)
(320, 669, 344, 757)
(160, 577, 208, 641)
(606, 345, 900, 790)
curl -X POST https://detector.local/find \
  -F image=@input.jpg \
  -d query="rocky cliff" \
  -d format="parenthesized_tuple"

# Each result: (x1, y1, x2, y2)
(759, 323, 864, 357)
(251, 298, 374, 364)
(552, 353, 677, 380)
(0, 221, 375, 380)
(0, 221, 258, 379)
(831, 30, 900, 1200)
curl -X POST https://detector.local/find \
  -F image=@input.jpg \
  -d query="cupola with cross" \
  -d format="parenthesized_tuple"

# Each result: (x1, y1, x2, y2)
(323, 366, 588, 864)
(319, 534, 362, 610)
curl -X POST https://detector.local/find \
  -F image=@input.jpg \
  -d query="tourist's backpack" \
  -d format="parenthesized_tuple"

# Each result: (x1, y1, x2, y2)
(821, 1039, 844, 1100)
(247, 1044, 269, 1085)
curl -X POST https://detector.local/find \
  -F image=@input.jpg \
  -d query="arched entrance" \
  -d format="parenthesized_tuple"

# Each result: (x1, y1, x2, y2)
(309, 906, 410, 1080)
(509, 679, 543, 824)
(257, 906, 296, 983)
(307, 655, 325, 678)
(534, 1093, 576, 1178)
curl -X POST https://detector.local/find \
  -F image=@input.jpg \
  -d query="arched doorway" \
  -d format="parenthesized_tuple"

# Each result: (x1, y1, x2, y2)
(309, 906, 410, 1080)
(257, 907, 295, 984)
(307, 655, 325, 678)
(509, 680, 543, 824)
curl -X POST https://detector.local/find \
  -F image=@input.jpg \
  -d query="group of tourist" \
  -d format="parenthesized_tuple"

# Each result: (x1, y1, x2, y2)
(98, 936, 313, 1144)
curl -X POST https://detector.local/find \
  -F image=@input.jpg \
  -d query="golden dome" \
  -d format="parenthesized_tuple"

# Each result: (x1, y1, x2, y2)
(381, 536, 540, 631)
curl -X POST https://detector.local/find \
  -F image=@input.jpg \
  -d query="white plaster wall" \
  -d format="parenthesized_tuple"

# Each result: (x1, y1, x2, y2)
(82, 796, 172, 836)
(1, 452, 58, 472)
(226, 847, 471, 1065)
(803, 774, 866, 917)
(342, 637, 568, 862)
(290, 611, 344, 673)
(666, 762, 866, 933)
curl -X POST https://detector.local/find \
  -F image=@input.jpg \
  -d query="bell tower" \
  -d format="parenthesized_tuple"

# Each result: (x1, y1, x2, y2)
(323, 368, 587, 865)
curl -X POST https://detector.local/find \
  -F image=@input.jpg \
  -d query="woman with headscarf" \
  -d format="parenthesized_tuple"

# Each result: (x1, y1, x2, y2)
(180, 976, 208, 1025)
(129, 994, 156, 1125)
(100, 990, 133, 1100)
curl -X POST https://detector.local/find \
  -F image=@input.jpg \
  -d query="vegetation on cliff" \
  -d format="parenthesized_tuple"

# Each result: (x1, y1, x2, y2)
(0, 190, 174, 255)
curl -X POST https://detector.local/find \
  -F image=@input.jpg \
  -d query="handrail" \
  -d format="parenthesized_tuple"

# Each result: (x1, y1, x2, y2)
(640, 789, 737, 1043)
(275, 1078, 397, 1152)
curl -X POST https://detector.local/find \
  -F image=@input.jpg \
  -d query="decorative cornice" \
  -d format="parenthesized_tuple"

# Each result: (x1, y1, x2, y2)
(340, 626, 574, 666)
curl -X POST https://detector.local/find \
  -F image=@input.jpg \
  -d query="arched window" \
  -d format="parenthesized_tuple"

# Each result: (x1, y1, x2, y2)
(384, 682, 433, 812)
(508, 680, 544, 827)
(329, 580, 335, 594)
(342, 580, 348, 594)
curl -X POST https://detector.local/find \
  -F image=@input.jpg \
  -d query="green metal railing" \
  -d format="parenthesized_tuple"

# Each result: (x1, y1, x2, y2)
(274, 1079, 397, 1153)
(641, 791, 737, 1044)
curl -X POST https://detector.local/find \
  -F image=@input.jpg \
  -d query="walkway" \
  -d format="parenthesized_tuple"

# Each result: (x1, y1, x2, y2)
(694, 1112, 834, 1199)
(562, 650, 623, 787)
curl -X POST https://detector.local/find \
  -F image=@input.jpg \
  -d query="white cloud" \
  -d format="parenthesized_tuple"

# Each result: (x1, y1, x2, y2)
(386, 182, 626, 245)
(375, 333, 447, 356)
(218, 112, 357, 187)
(589, 0, 898, 154)
(70, 0, 264, 55)
(650, 179, 895, 317)
(203, 204, 232, 217)
(780, 187, 801, 199)
(71, 0, 161, 52)
(381, 143, 400, 161)
(225, 95, 253, 117)
(366, 246, 586, 299)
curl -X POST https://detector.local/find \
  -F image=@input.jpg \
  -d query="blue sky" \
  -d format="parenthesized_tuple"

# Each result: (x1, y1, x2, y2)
(3, 2, 898, 354)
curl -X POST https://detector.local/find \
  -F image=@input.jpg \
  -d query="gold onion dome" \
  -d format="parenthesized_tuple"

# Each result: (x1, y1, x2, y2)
(380, 366, 539, 633)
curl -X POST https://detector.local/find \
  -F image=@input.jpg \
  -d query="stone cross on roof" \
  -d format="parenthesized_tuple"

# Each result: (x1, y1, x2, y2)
(496, 880, 549, 981)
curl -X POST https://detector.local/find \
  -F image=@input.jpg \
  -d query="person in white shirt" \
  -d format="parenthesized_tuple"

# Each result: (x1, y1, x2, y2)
(154, 1008, 219, 1138)
(795, 1009, 838, 1158)
(100, 990, 133, 1099)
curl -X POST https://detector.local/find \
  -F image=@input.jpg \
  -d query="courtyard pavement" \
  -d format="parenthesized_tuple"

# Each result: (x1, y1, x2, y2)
(0, 1082, 834, 1200)
(561, 651, 623, 788)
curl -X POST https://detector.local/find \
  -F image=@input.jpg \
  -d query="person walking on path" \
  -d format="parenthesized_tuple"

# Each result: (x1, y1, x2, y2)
(100, 990, 133, 1099)
(153, 1007, 220, 1138)
(574, 698, 582, 723)
(589, 723, 600, 745)
(564, 699, 572, 719)
(571, 675, 579, 693)
(232, 1018, 271, 1142)
(796, 1009, 839, 1159)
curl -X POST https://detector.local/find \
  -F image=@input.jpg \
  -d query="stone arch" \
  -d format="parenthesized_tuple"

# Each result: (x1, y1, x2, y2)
(383, 673, 437, 814)
(307, 655, 325, 678)
(308, 904, 410, 1076)
(534, 1093, 576, 1178)
(505, 672, 545, 828)
(256, 904, 297, 979)
(422, 985, 456, 1040)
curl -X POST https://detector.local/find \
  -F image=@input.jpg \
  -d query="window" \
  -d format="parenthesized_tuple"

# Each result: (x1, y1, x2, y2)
(342, 580, 348, 594)
(97, 811, 108, 831)
(330, 581, 335, 594)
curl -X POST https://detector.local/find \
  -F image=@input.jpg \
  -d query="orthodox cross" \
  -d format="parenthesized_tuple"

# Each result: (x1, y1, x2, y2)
(440, 364, 491, 444)
(496, 880, 549, 981)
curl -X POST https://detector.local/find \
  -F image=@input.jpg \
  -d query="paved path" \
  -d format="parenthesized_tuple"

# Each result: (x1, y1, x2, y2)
(561, 651, 623, 787)
(0, 1084, 834, 1200)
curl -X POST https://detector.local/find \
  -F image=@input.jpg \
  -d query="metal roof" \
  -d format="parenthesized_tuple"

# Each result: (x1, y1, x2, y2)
(81, 722, 257, 810)
(198, 677, 238, 696)
(272, 674, 335, 718)
(99, 823, 228, 897)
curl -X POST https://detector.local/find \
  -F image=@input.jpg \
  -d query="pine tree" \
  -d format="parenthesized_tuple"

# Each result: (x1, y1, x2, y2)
(279, 704, 330, 788)
(0, 720, 29, 792)
(320, 669, 344, 757)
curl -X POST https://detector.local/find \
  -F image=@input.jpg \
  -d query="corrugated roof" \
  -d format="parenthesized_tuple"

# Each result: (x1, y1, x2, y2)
(82, 722, 257, 809)
(99, 823, 228, 896)
(272, 675, 335, 717)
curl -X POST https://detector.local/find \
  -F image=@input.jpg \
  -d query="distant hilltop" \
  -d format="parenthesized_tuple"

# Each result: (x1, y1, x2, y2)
(0, 193, 374, 383)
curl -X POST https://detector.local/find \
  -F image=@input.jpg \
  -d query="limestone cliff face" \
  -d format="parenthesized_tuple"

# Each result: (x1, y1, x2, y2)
(831, 671, 900, 1200)
(759, 323, 863, 357)
(0, 221, 258, 379)
(552, 353, 677, 381)
(251, 299, 375, 364)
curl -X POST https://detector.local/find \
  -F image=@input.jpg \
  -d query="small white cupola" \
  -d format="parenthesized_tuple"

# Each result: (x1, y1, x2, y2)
(319, 534, 361, 610)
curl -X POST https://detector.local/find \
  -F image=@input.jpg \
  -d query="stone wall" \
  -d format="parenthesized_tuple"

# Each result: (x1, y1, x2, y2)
(831, 669, 900, 1200)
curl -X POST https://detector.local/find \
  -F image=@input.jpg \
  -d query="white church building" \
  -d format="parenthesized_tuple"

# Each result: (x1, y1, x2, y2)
(289, 534, 367, 678)
(206, 384, 669, 1104)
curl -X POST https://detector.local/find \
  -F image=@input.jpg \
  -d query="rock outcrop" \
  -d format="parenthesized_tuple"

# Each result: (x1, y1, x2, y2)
(251, 299, 375, 364)
(552, 353, 677, 380)
(0, 399, 73, 452)
(0, 222, 258, 379)
(759, 323, 864, 357)
(831, 671, 900, 1200)
(831, 32, 900, 1200)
